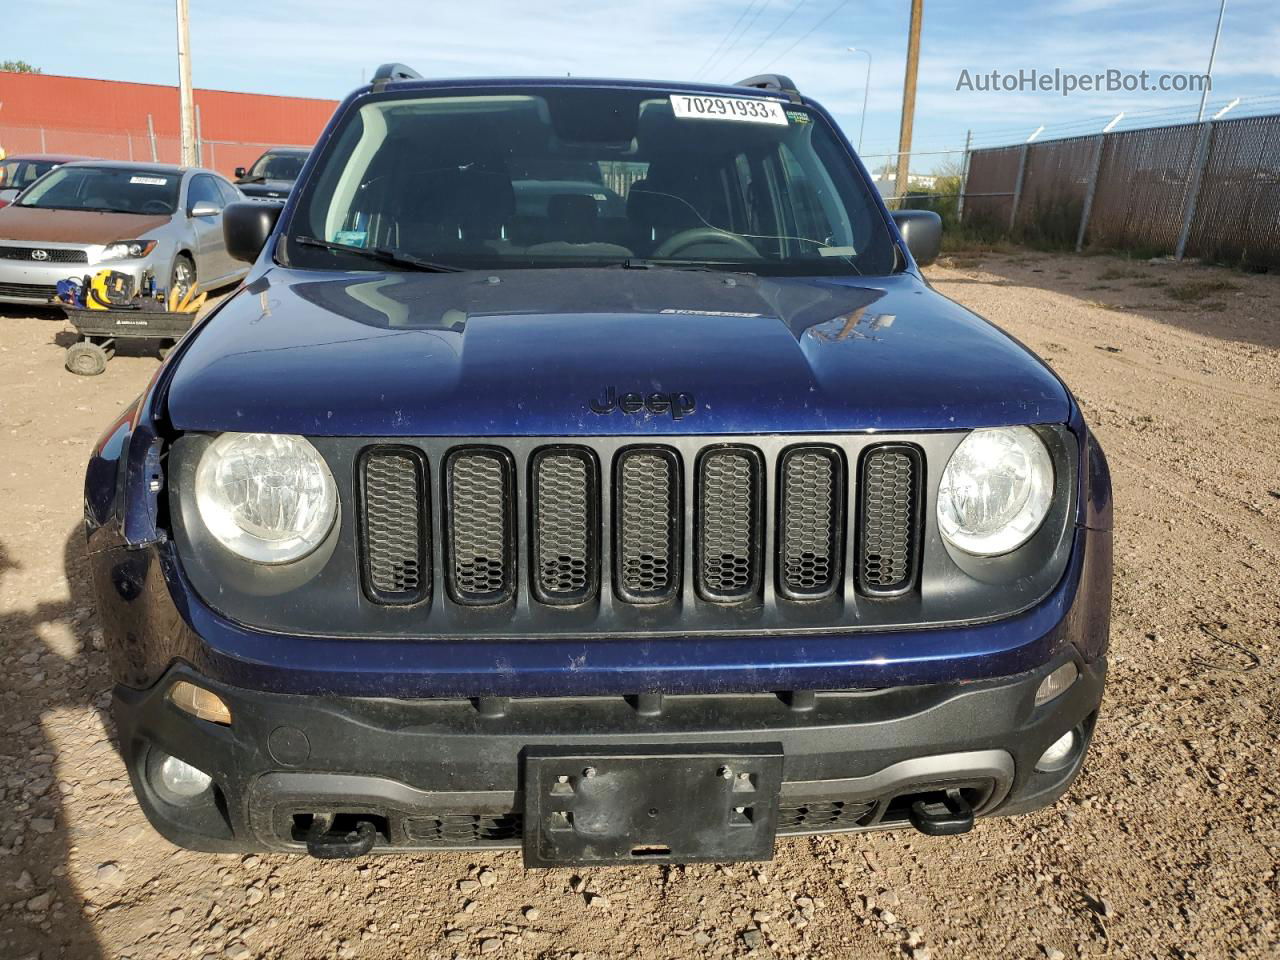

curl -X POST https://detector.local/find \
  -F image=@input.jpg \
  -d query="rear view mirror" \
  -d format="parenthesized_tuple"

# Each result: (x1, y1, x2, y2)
(890, 210, 942, 268)
(223, 201, 283, 263)
(234, 166, 247, 179)
(189, 201, 221, 218)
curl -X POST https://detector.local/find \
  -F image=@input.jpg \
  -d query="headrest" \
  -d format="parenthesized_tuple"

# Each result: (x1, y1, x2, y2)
(548, 193, 598, 225)
(407, 166, 515, 226)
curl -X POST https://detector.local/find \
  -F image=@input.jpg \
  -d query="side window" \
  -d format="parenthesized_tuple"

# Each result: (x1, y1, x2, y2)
(187, 175, 223, 213)
(216, 179, 241, 206)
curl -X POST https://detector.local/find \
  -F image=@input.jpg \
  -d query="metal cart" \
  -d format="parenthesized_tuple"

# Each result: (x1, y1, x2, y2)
(60, 305, 196, 376)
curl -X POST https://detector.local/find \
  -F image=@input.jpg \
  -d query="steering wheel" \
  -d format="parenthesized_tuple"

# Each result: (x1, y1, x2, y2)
(652, 227, 759, 260)
(141, 200, 171, 215)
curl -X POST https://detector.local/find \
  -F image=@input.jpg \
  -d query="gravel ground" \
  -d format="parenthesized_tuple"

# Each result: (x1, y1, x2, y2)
(0, 252, 1277, 960)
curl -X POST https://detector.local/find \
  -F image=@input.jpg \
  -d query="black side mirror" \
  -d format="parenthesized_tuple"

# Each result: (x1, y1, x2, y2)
(223, 201, 283, 263)
(234, 166, 247, 179)
(890, 210, 942, 268)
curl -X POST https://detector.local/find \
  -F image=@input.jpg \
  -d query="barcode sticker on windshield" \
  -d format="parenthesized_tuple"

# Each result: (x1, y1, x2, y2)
(670, 95, 788, 126)
(130, 176, 168, 185)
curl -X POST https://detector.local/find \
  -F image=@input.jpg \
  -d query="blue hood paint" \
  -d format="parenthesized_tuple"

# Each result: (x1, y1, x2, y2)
(165, 266, 1069, 436)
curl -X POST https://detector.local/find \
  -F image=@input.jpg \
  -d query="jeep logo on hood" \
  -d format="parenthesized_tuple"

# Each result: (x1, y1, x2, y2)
(589, 387, 696, 420)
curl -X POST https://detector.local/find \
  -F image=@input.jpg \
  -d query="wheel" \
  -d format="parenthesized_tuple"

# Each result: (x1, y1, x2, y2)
(66, 341, 109, 376)
(170, 254, 196, 305)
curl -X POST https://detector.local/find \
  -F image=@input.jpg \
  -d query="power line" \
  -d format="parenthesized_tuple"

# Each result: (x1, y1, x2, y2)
(693, 2, 761, 80)
(761, 0, 856, 72)
(718, 0, 810, 82)
(696, 0, 769, 80)
(713, 0, 775, 81)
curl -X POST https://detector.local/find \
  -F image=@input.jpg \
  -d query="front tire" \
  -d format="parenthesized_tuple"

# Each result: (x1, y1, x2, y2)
(170, 254, 196, 305)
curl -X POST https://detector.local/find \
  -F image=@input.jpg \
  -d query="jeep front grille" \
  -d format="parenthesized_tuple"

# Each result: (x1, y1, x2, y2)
(353, 437, 925, 615)
(531, 448, 597, 604)
(359, 448, 429, 604)
(778, 447, 843, 599)
(445, 449, 515, 604)
(857, 446, 922, 595)
(615, 448, 680, 602)
(697, 448, 762, 601)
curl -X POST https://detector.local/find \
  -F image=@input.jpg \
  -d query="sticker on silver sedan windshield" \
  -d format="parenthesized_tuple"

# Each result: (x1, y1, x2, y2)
(670, 95, 788, 125)
(129, 176, 168, 185)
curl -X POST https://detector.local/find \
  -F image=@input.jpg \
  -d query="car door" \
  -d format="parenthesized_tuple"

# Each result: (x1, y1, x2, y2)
(185, 174, 232, 286)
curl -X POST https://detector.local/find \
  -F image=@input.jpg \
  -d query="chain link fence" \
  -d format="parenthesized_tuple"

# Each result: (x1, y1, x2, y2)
(0, 122, 310, 180)
(960, 111, 1280, 267)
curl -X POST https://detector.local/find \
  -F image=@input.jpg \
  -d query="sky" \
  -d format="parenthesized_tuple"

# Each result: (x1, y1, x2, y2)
(5, 0, 1279, 172)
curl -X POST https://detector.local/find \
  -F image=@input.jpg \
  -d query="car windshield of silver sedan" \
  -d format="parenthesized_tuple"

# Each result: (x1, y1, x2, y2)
(16, 165, 180, 216)
(285, 86, 897, 276)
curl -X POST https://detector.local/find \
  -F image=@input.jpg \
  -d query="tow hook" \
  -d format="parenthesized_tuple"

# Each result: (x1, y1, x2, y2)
(906, 788, 975, 836)
(304, 814, 379, 859)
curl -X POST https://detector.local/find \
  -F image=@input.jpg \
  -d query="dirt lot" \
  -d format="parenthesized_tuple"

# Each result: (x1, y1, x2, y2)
(1, 252, 1277, 960)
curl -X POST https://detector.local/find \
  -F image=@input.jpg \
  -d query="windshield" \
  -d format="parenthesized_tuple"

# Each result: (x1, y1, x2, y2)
(249, 152, 306, 181)
(285, 86, 896, 276)
(0, 159, 56, 192)
(17, 166, 180, 215)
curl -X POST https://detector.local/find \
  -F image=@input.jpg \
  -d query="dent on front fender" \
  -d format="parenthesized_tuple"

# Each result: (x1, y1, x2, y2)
(85, 394, 166, 555)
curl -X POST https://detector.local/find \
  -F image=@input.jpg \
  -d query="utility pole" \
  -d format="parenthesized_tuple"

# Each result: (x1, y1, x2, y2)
(176, 0, 197, 167)
(894, 0, 923, 206)
(1196, 0, 1227, 122)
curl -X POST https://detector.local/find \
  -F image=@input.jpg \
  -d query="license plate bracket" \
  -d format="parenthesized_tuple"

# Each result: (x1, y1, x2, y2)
(522, 745, 783, 867)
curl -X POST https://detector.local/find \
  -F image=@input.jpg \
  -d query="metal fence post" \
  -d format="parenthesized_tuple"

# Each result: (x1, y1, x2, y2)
(1075, 134, 1106, 252)
(956, 128, 973, 223)
(195, 104, 203, 167)
(1009, 144, 1029, 232)
(146, 114, 158, 162)
(1175, 120, 1215, 261)
(39, 126, 46, 152)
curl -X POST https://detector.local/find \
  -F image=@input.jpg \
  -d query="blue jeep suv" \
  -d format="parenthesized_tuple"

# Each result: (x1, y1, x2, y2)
(84, 66, 1111, 866)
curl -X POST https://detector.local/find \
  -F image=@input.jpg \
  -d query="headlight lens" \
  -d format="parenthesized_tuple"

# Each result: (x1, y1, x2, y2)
(194, 433, 337, 563)
(937, 426, 1054, 556)
(100, 240, 157, 260)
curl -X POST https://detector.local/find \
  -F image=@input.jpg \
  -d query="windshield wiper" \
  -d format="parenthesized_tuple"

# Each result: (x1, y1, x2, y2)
(617, 259, 756, 276)
(293, 236, 465, 273)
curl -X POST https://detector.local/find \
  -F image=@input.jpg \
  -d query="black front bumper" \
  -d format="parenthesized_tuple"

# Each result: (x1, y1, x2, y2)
(115, 653, 1104, 859)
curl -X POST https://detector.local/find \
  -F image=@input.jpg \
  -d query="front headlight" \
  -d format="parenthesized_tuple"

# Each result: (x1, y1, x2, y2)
(937, 426, 1054, 556)
(100, 240, 158, 260)
(194, 433, 337, 563)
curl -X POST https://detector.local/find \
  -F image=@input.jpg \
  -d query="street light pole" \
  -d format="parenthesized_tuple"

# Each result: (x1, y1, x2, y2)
(176, 0, 197, 167)
(847, 47, 872, 154)
(1197, 0, 1227, 122)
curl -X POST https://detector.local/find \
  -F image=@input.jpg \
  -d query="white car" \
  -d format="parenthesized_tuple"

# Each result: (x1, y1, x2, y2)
(0, 161, 250, 306)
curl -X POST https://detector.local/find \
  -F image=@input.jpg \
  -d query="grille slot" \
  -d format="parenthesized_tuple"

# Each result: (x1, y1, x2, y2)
(445, 448, 515, 604)
(697, 448, 763, 601)
(360, 448, 429, 604)
(0, 281, 57, 301)
(614, 448, 680, 603)
(404, 813, 523, 845)
(531, 448, 598, 604)
(778, 447, 843, 600)
(858, 446, 921, 595)
(777, 798, 877, 832)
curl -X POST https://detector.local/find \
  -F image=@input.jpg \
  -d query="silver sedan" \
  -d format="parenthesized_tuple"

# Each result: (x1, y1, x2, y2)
(0, 161, 250, 306)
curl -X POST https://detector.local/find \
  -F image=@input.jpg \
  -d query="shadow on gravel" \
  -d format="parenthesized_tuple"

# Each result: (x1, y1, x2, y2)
(934, 253, 1280, 352)
(0, 529, 107, 959)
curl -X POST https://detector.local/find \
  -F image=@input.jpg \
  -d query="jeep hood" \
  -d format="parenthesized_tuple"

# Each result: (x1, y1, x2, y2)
(165, 267, 1070, 436)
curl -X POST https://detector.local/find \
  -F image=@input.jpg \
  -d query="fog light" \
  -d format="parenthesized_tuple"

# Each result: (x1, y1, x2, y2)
(1034, 662, 1078, 707)
(168, 681, 232, 725)
(158, 754, 213, 797)
(1035, 730, 1077, 772)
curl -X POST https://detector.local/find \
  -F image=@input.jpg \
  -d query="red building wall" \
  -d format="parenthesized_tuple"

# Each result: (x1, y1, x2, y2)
(0, 71, 338, 176)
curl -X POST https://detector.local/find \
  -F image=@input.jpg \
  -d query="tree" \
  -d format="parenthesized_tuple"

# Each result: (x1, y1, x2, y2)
(1, 60, 41, 74)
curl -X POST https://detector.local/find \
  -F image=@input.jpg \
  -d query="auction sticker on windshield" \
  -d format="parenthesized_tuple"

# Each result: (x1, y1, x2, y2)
(130, 176, 168, 185)
(670, 95, 788, 125)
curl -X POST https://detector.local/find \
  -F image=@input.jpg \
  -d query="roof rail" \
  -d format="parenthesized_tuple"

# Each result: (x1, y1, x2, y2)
(736, 74, 801, 102)
(371, 63, 423, 86)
